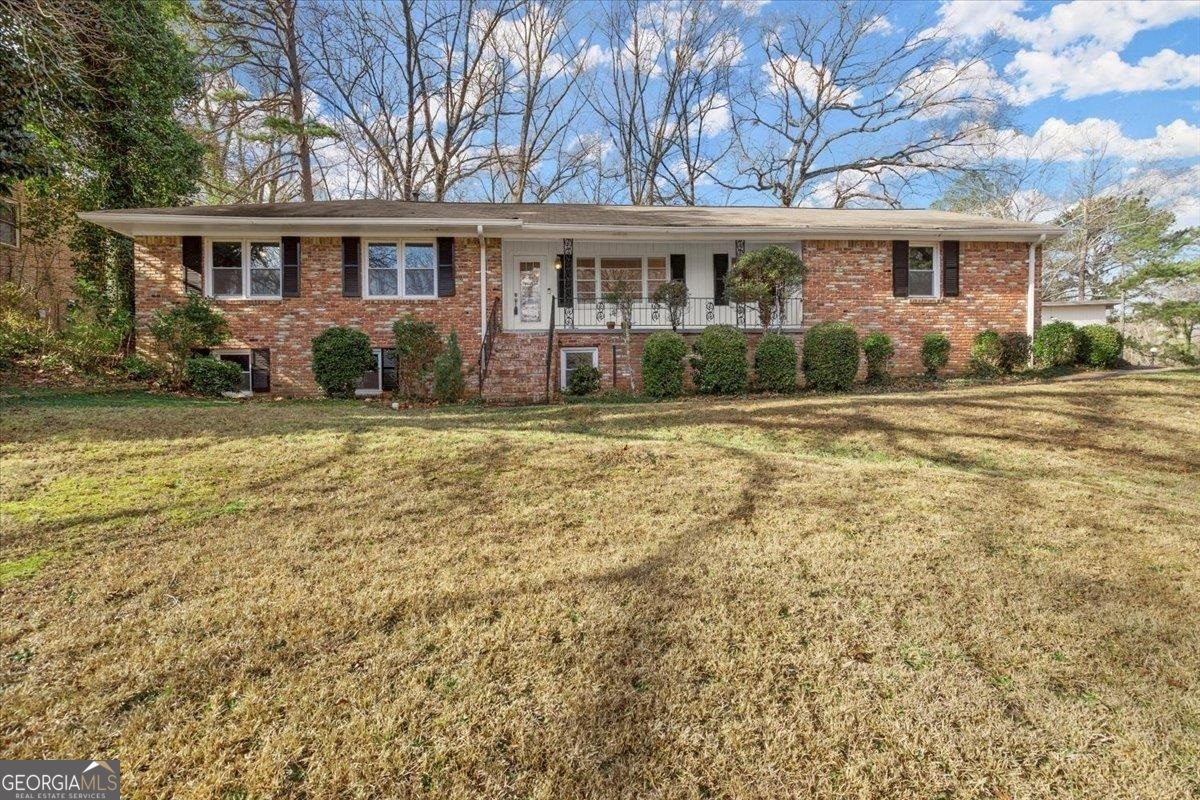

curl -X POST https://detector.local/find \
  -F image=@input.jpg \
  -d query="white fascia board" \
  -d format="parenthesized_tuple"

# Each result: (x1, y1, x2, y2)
(516, 223, 1065, 242)
(76, 212, 524, 238)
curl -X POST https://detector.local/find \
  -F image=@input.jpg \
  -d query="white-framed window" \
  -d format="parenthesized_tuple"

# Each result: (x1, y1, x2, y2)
(0, 196, 18, 248)
(213, 350, 253, 394)
(908, 241, 941, 298)
(208, 239, 282, 299)
(560, 347, 599, 389)
(356, 347, 398, 395)
(365, 240, 436, 298)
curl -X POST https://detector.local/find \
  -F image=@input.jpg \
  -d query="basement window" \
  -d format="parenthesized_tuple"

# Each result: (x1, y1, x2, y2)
(560, 347, 598, 390)
(0, 197, 17, 248)
(357, 348, 398, 395)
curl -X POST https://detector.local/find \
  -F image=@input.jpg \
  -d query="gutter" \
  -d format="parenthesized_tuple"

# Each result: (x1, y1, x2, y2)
(477, 224, 487, 341)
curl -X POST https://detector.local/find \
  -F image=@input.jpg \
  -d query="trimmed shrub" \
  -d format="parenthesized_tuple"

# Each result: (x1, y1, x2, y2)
(691, 324, 748, 394)
(1032, 321, 1078, 367)
(999, 332, 1030, 373)
(651, 281, 689, 331)
(184, 357, 242, 396)
(861, 332, 895, 385)
(312, 326, 374, 398)
(147, 296, 229, 386)
(921, 333, 951, 377)
(393, 315, 442, 398)
(802, 322, 860, 391)
(119, 354, 158, 381)
(432, 331, 465, 403)
(754, 333, 797, 393)
(642, 331, 688, 398)
(1078, 324, 1123, 368)
(968, 330, 1004, 377)
(566, 363, 601, 396)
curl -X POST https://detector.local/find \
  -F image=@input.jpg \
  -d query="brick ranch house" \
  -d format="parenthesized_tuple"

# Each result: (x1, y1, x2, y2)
(79, 202, 1062, 402)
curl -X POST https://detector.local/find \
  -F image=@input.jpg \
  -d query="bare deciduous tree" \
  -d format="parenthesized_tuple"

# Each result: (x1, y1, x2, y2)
(731, 1, 1003, 206)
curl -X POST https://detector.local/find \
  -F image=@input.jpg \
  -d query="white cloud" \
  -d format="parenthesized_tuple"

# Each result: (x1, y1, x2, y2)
(761, 56, 862, 106)
(1116, 164, 1200, 228)
(928, 0, 1200, 103)
(990, 117, 1200, 162)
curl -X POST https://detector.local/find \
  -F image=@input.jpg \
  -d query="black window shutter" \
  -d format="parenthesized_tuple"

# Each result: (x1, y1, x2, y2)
(670, 253, 686, 285)
(942, 241, 960, 297)
(556, 252, 574, 308)
(282, 237, 301, 297)
(342, 237, 361, 297)
(713, 253, 729, 305)
(437, 237, 455, 297)
(182, 236, 203, 295)
(251, 349, 270, 392)
(381, 348, 397, 391)
(892, 240, 909, 298)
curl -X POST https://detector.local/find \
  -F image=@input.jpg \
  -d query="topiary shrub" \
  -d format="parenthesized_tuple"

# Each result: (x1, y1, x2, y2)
(566, 363, 601, 396)
(968, 330, 1004, 377)
(1077, 324, 1123, 368)
(861, 331, 895, 385)
(1032, 321, 1078, 367)
(754, 333, 797, 393)
(184, 356, 242, 396)
(148, 296, 229, 387)
(802, 322, 860, 391)
(312, 326, 374, 398)
(393, 315, 442, 398)
(432, 331, 465, 403)
(921, 333, 951, 378)
(642, 331, 688, 398)
(691, 324, 748, 394)
(651, 280, 689, 331)
(999, 332, 1030, 373)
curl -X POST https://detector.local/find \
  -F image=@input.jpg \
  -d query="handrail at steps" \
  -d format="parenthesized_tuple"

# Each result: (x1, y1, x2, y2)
(477, 296, 500, 394)
(543, 294, 557, 404)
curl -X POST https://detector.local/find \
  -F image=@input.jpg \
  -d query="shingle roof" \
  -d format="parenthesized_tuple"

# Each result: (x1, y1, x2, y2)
(79, 200, 1063, 239)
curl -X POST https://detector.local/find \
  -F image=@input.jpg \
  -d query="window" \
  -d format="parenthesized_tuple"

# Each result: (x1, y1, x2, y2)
(908, 243, 938, 298)
(365, 241, 436, 298)
(560, 347, 598, 389)
(357, 348, 398, 395)
(217, 352, 252, 393)
(0, 197, 17, 248)
(210, 240, 281, 298)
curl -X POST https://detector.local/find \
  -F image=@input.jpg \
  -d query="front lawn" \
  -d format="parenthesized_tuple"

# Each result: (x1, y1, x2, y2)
(2, 373, 1198, 798)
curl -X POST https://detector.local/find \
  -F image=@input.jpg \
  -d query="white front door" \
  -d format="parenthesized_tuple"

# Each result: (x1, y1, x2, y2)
(510, 256, 548, 328)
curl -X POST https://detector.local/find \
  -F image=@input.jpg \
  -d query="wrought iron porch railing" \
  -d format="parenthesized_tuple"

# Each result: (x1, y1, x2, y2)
(554, 295, 803, 331)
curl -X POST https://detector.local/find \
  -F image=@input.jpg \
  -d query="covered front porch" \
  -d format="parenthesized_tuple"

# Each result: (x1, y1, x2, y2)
(500, 237, 804, 332)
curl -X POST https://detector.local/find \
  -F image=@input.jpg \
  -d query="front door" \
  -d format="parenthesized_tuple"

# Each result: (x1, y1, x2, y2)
(511, 257, 547, 328)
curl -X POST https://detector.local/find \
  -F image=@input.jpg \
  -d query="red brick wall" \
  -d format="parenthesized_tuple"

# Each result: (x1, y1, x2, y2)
(135, 235, 502, 396)
(802, 239, 1038, 372)
(134, 235, 1039, 398)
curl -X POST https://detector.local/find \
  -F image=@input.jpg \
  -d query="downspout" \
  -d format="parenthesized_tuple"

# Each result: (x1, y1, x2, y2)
(477, 225, 487, 340)
(1027, 234, 1045, 338)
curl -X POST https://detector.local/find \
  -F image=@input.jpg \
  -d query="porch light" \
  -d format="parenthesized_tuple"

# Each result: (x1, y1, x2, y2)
(553, 256, 562, 271)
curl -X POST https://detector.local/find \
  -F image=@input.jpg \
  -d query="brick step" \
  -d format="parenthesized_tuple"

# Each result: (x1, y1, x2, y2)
(481, 331, 552, 401)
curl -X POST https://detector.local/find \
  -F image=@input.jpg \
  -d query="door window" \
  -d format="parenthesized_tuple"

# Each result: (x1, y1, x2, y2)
(519, 260, 542, 322)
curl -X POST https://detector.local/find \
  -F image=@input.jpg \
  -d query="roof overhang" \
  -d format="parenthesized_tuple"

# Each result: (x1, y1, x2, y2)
(1042, 299, 1120, 308)
(77, 211, 1064, 242)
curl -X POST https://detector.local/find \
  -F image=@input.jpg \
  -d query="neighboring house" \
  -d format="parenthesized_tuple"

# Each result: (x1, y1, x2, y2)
(1043, 299, 1117, 326)
(79, 202, 1062, 401)
(1, 187, 77, 328)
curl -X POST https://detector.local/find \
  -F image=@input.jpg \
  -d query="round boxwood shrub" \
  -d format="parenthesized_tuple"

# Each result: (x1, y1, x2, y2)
(861, 331, 895, 385)
(754, 333, 797, 393)
(566, 363, 601, 396)
(999, 332, 1030, 373)
(1032, 321, 1079, 367)
(692, 325, 748, 394)
(312, 326, 375, 398)
(642, 331, 688, 398)
(119, 354, 159, 381)
(968, 330, 1004, 377)
(1078, 324, 1123, 368)
(921, 333, 951, 377)
(184, 356, 243, 396)
(802, 322, 860, 391)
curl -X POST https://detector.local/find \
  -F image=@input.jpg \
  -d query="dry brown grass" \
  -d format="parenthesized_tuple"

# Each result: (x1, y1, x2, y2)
(1, 372, 1198, 799)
